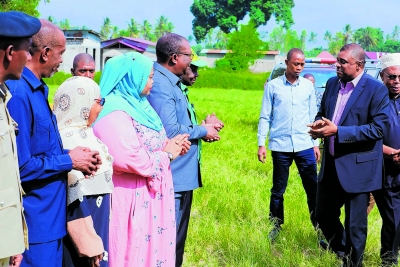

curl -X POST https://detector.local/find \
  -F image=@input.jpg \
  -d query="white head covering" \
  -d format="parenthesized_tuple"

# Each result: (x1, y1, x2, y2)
(380, 53, 400, 70)
(53, 76, 114, 205)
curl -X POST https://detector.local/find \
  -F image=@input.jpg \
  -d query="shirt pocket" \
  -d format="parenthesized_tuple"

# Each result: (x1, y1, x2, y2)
(0, 121, 13, 158)
(34, 117, 52, 153)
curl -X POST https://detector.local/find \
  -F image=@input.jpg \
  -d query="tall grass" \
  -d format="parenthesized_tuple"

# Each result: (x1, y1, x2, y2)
(47, 86, 384, 266)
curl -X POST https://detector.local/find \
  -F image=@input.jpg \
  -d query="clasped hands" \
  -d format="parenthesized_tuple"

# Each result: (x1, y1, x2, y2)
(164, 134, 191, 159)
(391, 149, 400, 168)
(307, 117, 338, 139)
(202, 113, 224, 143)
(69, 146, 102, 178)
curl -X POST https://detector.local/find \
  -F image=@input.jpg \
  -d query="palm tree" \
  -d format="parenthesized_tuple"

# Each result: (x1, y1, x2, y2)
(342, 24, 352, 44)
(140, 20, 154, 41)
(48, 16, 55, 23)
(127, 18, 140, 38)
(100, 17, 113, 40)
(59, 19, 71, 30)
(154, 15, 167, 38)
(354, 27, 379, 50)
(300, 30, 307, 50)
(308, 31, 317, 44)
(111, 26, 120, 39)
(392, 25, 400, 40)
(324, 31, 332, 42)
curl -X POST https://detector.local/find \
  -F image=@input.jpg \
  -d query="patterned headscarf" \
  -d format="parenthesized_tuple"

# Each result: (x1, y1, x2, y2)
(96, 52, 163, 132)
(53, 76, 114, 205)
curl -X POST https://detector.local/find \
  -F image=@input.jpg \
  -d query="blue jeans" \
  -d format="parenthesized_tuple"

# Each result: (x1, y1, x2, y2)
(270, 148, 317, 227)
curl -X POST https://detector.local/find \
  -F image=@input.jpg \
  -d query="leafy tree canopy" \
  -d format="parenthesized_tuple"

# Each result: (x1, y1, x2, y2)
(191, 0, 294, 42)
(216, 20, 268, 71)
(0, 0, 48, 17)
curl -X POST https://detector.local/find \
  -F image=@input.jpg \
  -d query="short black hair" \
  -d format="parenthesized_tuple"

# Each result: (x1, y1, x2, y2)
(156, 33, 187, 63)
(340, 43, 365, 65)
(287, 48, 304, 60)
(0, 37, 28, 50)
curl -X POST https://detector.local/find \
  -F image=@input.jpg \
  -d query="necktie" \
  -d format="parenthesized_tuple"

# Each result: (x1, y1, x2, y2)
(329, 82, 354, 155)
(180, 83, 201, 163)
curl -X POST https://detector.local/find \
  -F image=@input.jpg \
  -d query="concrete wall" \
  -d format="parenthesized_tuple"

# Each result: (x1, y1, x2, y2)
(100, 49, 157, 69)
(60, 38, 100, 73)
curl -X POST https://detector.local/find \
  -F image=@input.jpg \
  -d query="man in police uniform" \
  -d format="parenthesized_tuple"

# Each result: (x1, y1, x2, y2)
(0, 11, 41, 267)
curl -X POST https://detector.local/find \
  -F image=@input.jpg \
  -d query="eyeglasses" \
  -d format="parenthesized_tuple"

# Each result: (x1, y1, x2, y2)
(177, 52, 194, 60)
(382, 71, 400, 81)
(94, 98, 105, 106)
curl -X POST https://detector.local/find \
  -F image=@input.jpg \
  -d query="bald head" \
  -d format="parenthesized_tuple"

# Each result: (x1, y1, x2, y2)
(71, 53, 95, 79)
(30, 19, 63, 55)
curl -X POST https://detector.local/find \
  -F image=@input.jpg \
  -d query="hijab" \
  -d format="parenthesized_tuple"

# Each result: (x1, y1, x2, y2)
(53, 76, 114, 205)
(96, 52, 163, 131)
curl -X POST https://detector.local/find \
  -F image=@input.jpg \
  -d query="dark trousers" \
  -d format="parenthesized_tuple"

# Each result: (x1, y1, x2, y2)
(270, 148, 317, 227)
(316, 154, 369, 267)
(175, 190, 193, 267)
(21, 238, 63, 267)
(373, 186, 400, 266)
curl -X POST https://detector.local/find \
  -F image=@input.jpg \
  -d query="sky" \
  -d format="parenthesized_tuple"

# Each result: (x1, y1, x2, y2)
(38, 0, 399, 49)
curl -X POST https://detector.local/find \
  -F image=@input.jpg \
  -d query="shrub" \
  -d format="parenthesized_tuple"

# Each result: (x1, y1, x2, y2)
(43, 71, 102, 85)
(191, 67, 270, 90)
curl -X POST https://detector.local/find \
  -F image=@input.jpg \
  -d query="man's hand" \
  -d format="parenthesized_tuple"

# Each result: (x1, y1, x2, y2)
(204, 113, 224, 131)
(69, 146, 101, 177)
(308, 117, 338, 139)
(258, 146, 267, 163)
(392, 149, 400, 167)
(9, 254, 23, 267)
(89, 254, 103, 267)
(201, 121, 220, 142)
(313, 146, 321, 162)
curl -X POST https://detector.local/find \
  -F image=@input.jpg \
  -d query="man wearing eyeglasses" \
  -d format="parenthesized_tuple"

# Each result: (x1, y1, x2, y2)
(71, 53, 96, 80)
(308, 43, 389, 266)
(6, 20, 102, 267)
(148, 33, 221, 267)
(367, 53, 400, 266)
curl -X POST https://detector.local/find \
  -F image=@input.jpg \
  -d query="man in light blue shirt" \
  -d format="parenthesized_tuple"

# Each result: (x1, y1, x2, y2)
(257, 48, 320, 241)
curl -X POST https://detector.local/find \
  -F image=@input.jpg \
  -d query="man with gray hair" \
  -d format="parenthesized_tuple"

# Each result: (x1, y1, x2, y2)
(147, 33, 222, 267)
(309, 43, 389, 266)
(70, 53, 95, 80)
(371, 53, 400, 266)
(6, 19, 102, 267)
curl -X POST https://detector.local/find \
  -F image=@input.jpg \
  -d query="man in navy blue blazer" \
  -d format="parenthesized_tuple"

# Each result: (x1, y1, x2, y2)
(147, 33, 223, 267)
(308, 43, 389, 266)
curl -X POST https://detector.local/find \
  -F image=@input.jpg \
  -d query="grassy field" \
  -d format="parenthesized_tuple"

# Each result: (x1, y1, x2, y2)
(48, 86, 384, 266)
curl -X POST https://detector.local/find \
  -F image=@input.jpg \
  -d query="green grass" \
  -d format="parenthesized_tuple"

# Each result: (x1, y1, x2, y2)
(48, 86, 384, 266)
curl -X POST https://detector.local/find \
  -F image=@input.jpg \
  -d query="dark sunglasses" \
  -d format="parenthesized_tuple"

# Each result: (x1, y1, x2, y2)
(383, 71, 400, 81)
(94, 98, 105, 106)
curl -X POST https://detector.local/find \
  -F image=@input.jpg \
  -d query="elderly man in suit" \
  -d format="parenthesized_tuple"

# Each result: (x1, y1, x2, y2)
(147, 33, 223, 267)
(371, 53, 400, 266)
(308, 43, 389, 267)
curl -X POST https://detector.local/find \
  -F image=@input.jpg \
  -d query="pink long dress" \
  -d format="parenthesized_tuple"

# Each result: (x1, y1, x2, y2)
(93, 111, 176, 267)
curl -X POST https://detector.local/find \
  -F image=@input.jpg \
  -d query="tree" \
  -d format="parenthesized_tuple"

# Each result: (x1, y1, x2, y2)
(127, 18, 140, 38)
(375, 39, 400, 53)
(190, 0, 294, 42)
(111, 26, 120, 39)
(215, 20, 267, 70)
(308, 31, 317, 44)
(300, 30, 307, 51)
(139, 20, 154, 41)
(324, 31, 332, 42)
(100, 17, 113, 40)
(58, 19, 71, 30)
(391, 25, 400, 40)
(0, 0, 49, 17)
(327, 32, 344, 55)
(354, 27, 383, 50)
(268, 26, 285, 51)
(342, 24, 352, 44)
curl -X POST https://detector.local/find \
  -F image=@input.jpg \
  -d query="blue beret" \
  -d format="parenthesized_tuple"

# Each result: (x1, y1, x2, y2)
(0, 11, 41, 38)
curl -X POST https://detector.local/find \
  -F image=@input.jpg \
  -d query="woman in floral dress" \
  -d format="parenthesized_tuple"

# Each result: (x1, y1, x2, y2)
(93, 52, 190, 267)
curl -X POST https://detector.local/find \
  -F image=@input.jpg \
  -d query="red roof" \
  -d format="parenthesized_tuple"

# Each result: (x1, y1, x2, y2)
(316, 51, 335, 59)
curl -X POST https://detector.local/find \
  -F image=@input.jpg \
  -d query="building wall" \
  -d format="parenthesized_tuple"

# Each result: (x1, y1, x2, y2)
(100, 48, 157, 69)
(60, 38, 101, 73)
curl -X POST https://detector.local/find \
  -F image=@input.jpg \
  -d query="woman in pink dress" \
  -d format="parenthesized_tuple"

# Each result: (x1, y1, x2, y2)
(93, 52, 189, 267)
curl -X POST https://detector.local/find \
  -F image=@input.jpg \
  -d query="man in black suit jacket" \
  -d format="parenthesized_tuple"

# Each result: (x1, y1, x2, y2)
(308, 43, 389, 266)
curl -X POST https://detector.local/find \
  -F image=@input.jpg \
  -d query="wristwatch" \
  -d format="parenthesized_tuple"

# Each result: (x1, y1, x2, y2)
(166, 152, 174, 162)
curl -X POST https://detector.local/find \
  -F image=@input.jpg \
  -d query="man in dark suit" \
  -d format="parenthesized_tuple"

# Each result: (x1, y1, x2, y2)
(308, 43, 389, 266)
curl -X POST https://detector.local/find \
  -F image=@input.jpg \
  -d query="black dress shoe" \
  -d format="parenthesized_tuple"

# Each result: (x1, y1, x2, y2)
(319, 240, 329, 250)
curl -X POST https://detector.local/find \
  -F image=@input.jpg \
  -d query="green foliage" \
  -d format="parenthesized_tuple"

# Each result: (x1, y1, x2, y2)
(268, 26, 302, 54)
(0, 0, 48, 17)
(354, 27, 384, 51)
(191, 67, 269, 90)
(305, 47, 324, 57)
(43, 71, 102, 85)
(215, 21, 267, 71)
(375, 39, 400, 53)
(190, 0, 294, 42)
(328, 32, 344, 56)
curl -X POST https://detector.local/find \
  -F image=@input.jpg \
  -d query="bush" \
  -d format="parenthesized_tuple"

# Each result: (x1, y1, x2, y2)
(191, 67, 270, 90)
